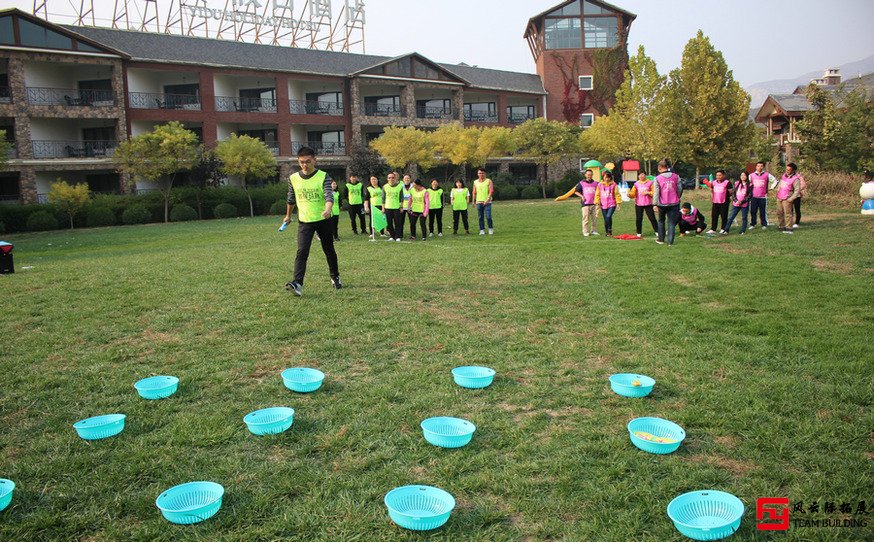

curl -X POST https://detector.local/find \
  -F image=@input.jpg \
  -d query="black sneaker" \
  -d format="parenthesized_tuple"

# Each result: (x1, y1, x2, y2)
(285, 281, 302, 296)
(331, 277, 342, 290)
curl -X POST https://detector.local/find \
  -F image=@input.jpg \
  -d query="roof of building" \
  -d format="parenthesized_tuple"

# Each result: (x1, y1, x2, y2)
(525, 0, 636, 37)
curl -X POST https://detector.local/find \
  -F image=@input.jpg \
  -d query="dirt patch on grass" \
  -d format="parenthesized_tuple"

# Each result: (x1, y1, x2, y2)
(685, 454, 756, 478)
(713, 435, 738, 449)
(718, 245, 756, 255)
(812, 259, 854, 275)
(670, 274, 695, 287)
(543, 406, 593, 419)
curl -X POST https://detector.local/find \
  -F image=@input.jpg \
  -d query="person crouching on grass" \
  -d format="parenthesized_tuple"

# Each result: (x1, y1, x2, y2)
(407, 179, 430, 241)
(284, 146, 341, 296)
(678, 203, 707, 236)
(594, 170, 621, 237)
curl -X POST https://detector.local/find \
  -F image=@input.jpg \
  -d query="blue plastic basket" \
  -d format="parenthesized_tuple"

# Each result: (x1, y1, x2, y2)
(609, 373, 655, 398)
(73, 414, 126, 440)
(627, 417, 686, 454)
(421, 417, 476, 449)
(281, 367, 325, 393)
(384, 485, 455, 531)
(156, 481, 224, 525)
(0, 479, 15, 512)
(243, 407, 295, 435)
(134, 375, 179, 400)
(667, 490, 744, 541)
(451, 366, 495, 389)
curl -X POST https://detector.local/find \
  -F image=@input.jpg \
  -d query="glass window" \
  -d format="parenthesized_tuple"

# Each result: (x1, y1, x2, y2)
(18, 18, 73, 49)
(78, 79, 112, 91)
(306, 91, 342, 106)
(0, 16, 14, 45)
(583, 1, 611, 15)
(82, 126, 116, 141)
(465, 102, 496, 114)
(584, 16, 618, 48)
(578, 76, 593, 90)
(544, 17, 581, 49)
(547, 1, 581, 16)
(384, 57, 411, 77)
(580, 113, 594, 128)
(76, 41, 100, 52)
(414, 60, 439, 80)
(164, 83, 199, 95)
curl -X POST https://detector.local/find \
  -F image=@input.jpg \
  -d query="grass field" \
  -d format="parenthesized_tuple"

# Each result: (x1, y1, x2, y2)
(1, 195, 872, 541)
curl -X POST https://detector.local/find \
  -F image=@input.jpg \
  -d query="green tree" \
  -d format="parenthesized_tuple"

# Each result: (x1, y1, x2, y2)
(0, 130, 12, 170)
(214, 134, 277, 217)
(475, 126, 517, 167)
(48, 180, 90, 229)
(797, 84, 873, 173)
(430, 123, 479, 180)
(370, 126, 436, 172)
(114, 121, 201, 222)
(348, 145, 386, 178)
(513, 118, 581, 197)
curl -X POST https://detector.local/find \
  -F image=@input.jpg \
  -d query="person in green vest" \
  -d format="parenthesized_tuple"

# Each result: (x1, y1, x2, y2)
(472, 168, 494, 235)
(344, 174, 367, 235)
(382, 171, 404, 242)
(427, 179, 444, 237)
(365, 174, 386, 240)
(407, 178, 430, 241)
(330, 179, 341, 241)
(283, 146, 340, 296)
(397, 174, 413, 239)
(450, 179, 470, 234)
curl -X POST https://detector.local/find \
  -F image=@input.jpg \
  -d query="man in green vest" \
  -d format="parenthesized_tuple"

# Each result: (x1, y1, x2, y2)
(345, 174, 367, 235)
(330, 179, 341, 241)
(397, 174, 413, 239)
(382, 171, 404, 241)
(283, 146, 341, 296)
(472, 168, 494, 235)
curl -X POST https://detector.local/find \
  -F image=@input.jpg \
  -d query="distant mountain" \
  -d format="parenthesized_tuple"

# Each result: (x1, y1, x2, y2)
(746, 54, 874, 107)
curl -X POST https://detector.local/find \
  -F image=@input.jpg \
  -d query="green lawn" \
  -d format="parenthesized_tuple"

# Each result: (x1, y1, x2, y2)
(1, 196, 872, 541)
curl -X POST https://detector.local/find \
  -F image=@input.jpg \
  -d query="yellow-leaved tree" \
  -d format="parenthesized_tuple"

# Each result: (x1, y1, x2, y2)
(48, 180, 90, 229)
(369, 126, 436, 173)
(214, 134, 277, 217)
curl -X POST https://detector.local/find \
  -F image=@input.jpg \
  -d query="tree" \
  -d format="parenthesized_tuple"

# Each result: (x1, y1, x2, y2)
(48, 180, 90, 229)
(430, 123, 479, 180)
(187, 150, 223, 219)
(475, 126, 517, 167)
(797, 84, 873, 173)
(369, 126, 437, 172)
(214, 134, 277, 217)
(0, 130, 12, 171)
(348, 145, 385, 178)
(514, 118, 581, 196)
(114, 121, 201, 222)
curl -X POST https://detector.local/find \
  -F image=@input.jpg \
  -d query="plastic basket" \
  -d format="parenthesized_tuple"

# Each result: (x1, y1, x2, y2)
(281, 367, 325, 393)
(421, 417, 476, 449)
(609, 373, 655, 398)
(73, 414, 126, 440)
(451, 366, 495, 389)
(627, 417, 685, 454)
(667, 490, 744, 540)
(384, 485, 455, 531)
(0, 479, 15, 512)
(243, 407, 295, 435)
(155, 481, 224, 525)
(134, 375, 179, 400)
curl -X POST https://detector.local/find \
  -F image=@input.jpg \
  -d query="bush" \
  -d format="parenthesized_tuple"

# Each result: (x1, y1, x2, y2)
(214, 202, 239, 219)
(122, 205, 152, 225)
(492, 172, 515, 185)
(520, 185, 542, 199)
(269, 199, 287, 215)
(169, 204, 198, 222)
(86, 206, 116, 227)
(201, 187, 247, 219)
(250, 183, 288, 215)
(496, 184, 520, 200)
(0, 221, 5, 234)
(803, 171, 860, 208)
(27, 210, 60, 231)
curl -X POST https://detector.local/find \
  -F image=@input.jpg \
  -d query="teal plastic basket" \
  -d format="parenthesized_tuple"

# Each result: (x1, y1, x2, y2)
(451, 366, 495, 389)
(281, 367, 325, 393)
(667, 490, 744, 541)
(0, 479, 14, 512)
(73, 414, 126, 440)
(421, 417, 476, 449)
(244, 407, 294, 435)
(384, 485, 455, 531)
(134, 375, 179, 400)
(609, 373, 655, 397)
(156, 481, 224, 525)
(627, 417, 685, 454)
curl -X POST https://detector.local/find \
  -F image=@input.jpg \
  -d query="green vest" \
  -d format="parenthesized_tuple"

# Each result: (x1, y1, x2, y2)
(290, 169, 327, 223)
(367, 185, 383, 207)
(428, 188, 444, 209)
(474, 179, 491, 203)
(384, 183, 403, 209)
(451, 188, 469, 211)
(331, 190, 341, 216)
(346, 182, 364, 205)
(411, 188, 426, 213)
(402, 185, 412, 208)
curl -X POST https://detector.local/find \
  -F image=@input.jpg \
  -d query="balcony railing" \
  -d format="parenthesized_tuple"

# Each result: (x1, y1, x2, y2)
(0, 87, 11, 104)
(37, 193, 49, 204)
(416, 105, 453, 120)
(360, 103, 405, 117)
(26, 87, 115, 107)
(508, 113, 536, 124)
(291, 141, 346, 156)
(128, 92, 201, 110)
(463, 111, 499, 123)
(288, 100, 343, 116)
(215, 95, 277, 113)
(31, 139, 117, 159)
(0, 194, 21, 203)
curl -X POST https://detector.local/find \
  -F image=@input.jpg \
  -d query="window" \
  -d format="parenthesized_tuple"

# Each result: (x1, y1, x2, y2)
(306, 91, 342, 106)
(580, 113, 594, 128)
(238, 128, 277, 146)
(579, 76, 593, 90)
(0, 175, 20, 200)
(584, 16, 618, 48)
(82, 126, 116, 141)
(507, 105, 536, 123)
(85, 173, 120, 194)
(384, 58, 411, 77)
(239, 88, 276, 111)
(464, 102, 497, 121)
(363, 95, 401, 115)
(544, 17, 581, 49)
(18, 18, 72, 49)
(413, 60, 439, 80)
(547, 2, 581, 16)
(583, 1, 609, 14)
(0, 16, 13, 45)
(164, 83, 199, 95)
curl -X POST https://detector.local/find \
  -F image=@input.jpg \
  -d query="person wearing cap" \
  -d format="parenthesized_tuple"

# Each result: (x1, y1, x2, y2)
(652, 159, 683, 245)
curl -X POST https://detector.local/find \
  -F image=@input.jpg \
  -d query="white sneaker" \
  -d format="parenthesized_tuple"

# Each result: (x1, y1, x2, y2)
(479, 230, 485, 235)
(762, 226, 767, 230)
(636, 233, 642, 238)
(438, 233, 443, 237)
(792, 224, 799, 229)
(656, 240, 665, 245)
(429, 232, 433, 237)
(488, 228, 494, 235)
(748, 225, 756, 230)
(395, 238, 402, 242)
(591, 231, 600, 236)
(369, 236, 375, 242)
(720, 230, 727, 235)
(583, 233, 590, 237)
(706, 229, 716, 234)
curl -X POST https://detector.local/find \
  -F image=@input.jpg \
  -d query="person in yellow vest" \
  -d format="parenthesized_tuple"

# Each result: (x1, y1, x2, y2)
(364, 174, 386, 240)
(427, 179, 444, 237)
(407, 178, 430, 241)
(330, 179, 341, 241)
(450, 179, 470, 234)
(397, 174, 413, 239)
(344, 174, 367, 235)
(382, 171, 404, 242)
(283, 146, 340, 296)
(472, 168, 494, 235)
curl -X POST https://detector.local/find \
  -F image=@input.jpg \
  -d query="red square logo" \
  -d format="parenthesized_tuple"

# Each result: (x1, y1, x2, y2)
(757, 497, 790, 531)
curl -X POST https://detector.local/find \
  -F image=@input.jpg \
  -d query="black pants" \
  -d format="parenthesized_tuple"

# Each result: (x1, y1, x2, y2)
(793, 197, 802, 225)
(635, 205, 658, 234)
(409, 212, 426, 238)
(385, 208, 401, 239)
(429, 207, 443, 234)
(293, 219, 339, 284)
(657, 205, 680, 245)
(711, 201, 729, 231)
(453, 209, 469, 232)
(330, 215, 339, 240)
(750, 197, 768, 227)
(397, 210, 407, 238)
(678, 218, 707, 233)
(347, 203, 366, 233)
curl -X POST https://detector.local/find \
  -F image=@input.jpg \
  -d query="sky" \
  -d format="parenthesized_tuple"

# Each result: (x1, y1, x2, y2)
(9, 0, 874, 87)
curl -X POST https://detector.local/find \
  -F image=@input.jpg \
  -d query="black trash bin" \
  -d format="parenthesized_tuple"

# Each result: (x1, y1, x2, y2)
(0, 241, 13, 274)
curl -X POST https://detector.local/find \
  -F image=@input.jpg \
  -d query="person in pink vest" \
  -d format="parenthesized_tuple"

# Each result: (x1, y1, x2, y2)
(653, 159, 683, 245)
(724, 171, 753, 234)
(776, 162, 802, 234)
(749, 161, 775, 230)
(702, 170, 733, 234)
(678, 202, 707, 236)
(574, 168, 600, 237)
(594, 170, 621, 236)
(627, 172, 658, 238)
(793, 172, 808, 228)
